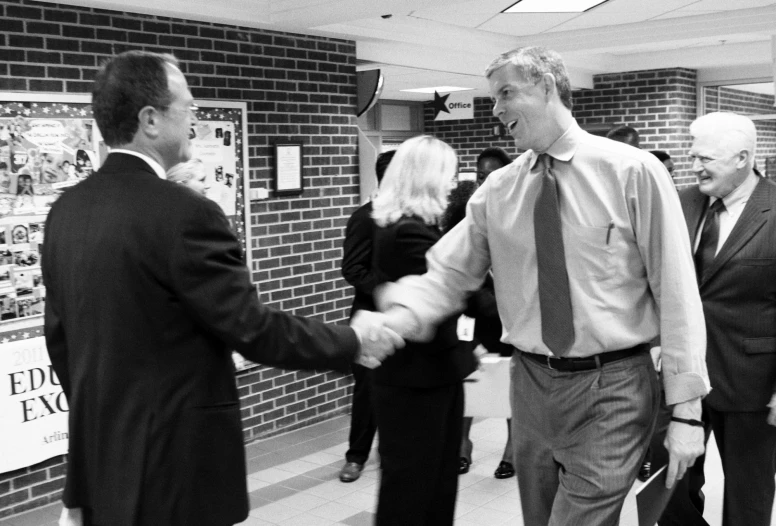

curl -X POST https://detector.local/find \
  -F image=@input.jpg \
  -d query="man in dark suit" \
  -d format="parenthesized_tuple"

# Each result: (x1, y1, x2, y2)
(43, 51, 400, 526)
(338, 149, 396, 482)
(673, 111, 776, 526)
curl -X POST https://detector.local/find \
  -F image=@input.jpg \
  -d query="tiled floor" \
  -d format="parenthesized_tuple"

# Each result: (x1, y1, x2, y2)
(0, 414, 741, 526)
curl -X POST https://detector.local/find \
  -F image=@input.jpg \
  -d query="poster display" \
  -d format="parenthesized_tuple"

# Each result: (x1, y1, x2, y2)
(0, 95, 100, 332)
(0, 96, 250, 334)
(0, 95, 252, 473)
(0, 336, 69, 472)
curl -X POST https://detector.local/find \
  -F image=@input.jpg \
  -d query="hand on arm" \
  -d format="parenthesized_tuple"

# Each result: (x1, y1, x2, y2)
(350, 310, 405, 369)
(663, 396, 705, 488)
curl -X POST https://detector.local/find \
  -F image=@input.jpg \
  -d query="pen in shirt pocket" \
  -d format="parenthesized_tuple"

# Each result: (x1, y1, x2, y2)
(606, 221, 614, 245)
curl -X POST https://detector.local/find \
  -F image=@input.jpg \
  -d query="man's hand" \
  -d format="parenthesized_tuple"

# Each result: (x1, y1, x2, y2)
(351, 310, 405, 369)
(767, 392, 776, 427)
(664, 398, 705, 489)
(59, 507, 83, 526)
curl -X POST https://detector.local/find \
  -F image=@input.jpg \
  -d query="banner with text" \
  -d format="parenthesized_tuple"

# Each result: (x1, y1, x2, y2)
(0, 336, 68, 473)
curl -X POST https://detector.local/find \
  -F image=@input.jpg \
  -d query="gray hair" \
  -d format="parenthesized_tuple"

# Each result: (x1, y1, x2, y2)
(485, 47, 573, 110)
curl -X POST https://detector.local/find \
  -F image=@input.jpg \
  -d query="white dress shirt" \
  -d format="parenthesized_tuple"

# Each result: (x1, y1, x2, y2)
(694, 171, 759, 255)
(382, 121, 709, 406)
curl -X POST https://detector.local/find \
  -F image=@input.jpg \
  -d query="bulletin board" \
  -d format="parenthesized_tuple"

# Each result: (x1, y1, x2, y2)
(0, 94, 251, 342)
(0, 93, 252, 472)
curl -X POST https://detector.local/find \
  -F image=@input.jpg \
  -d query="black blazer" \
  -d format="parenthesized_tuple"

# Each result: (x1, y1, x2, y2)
(680, 178, 776, 412)
(466, 273, 513, 357)
(342, 201, 377, 314)
(371, 216, 476, 388)
(42, 154, 359, 526)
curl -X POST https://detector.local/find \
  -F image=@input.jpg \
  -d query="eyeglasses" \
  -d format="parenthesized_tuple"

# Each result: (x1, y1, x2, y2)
(160, 104, 199, 118)
(689, 152, 735, 166)
(688, 155, 718, 165)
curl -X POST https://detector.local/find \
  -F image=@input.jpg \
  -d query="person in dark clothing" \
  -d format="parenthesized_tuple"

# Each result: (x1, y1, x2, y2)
(338, 149, 397, 482)
(370, 135, 473, 525)
(454, 148, 518, 480)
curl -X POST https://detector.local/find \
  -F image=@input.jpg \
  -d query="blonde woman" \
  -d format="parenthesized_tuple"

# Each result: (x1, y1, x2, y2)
(370, 135, 475, 525)
(166, 158, 210, 196)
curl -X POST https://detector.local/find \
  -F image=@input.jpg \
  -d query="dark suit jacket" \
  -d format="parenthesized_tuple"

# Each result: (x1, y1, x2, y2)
(371, 216, 476, 388)
(680, 178, 776, 412)
(342, 201, 377, 314)
(465, 273, 513, 357)
(42, 153, 359, 526)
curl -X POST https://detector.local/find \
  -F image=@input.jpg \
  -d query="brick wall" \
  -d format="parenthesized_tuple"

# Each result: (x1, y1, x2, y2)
(1, 0, 359, 518)
(573, 68, 697, 188)
(424, 68, 698, 189)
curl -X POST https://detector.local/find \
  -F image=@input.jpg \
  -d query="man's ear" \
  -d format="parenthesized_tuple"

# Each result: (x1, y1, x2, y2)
(137, 105, 160, 139)
(541, 72, 556, 100)
(735, 149, 751, 170)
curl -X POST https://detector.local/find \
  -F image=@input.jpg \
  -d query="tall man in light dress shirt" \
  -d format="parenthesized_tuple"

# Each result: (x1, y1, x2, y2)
(375, 46, 710, 525)
(669, 112, 776, 526)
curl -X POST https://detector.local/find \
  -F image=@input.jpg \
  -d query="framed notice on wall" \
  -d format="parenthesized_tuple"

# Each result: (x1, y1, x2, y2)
(274, 143, 304, 196)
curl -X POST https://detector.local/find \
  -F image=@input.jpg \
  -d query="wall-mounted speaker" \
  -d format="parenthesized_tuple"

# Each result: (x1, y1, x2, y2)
(356, 69, 384, 117)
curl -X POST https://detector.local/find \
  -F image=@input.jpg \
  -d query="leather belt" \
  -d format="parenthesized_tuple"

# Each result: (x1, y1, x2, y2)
(520, 343, 649, 372)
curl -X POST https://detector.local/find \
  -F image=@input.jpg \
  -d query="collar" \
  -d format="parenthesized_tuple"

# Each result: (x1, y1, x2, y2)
(711, 170, 759, 210)
(528, 121, 581, 170)
(108, 149, 167, 180)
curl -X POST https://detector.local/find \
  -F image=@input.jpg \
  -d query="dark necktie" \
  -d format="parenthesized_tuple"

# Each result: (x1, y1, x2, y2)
(694, 199, 726, 282)
(534, 154, 574, 356)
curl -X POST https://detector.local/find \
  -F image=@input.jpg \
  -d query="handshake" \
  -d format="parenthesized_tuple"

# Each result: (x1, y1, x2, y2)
(350, 309, 406, 369)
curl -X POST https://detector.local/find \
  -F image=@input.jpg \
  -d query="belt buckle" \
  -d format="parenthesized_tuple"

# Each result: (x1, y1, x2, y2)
(546, 354, 555, 370)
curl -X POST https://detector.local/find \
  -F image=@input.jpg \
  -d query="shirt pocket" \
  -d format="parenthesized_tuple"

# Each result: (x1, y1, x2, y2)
(563, 223, 615, 280)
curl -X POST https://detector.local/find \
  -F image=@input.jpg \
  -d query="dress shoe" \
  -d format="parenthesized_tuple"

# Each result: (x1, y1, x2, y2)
(339, 461, 364, 483)
(459, 457, 471, 475)
(637, 460, 651, 482)
(494, 461, 515, 479)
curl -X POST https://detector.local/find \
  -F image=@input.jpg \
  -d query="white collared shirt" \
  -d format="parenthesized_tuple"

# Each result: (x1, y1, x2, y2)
(384, 120, 709, 405)
(108, 149, 167, 180)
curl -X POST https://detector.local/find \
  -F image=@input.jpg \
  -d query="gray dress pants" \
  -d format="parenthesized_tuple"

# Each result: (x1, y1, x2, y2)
(510, 350, 660, 526)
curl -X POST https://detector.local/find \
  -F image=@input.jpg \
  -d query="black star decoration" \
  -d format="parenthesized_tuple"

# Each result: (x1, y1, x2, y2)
(432, 91, 450, 119)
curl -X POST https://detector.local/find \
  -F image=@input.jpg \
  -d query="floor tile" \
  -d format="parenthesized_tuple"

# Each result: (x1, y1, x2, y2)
(279, 512, 335, 525)
(307, 501, 361, 522)
(0, 416, 758, 526)
(248, 502, 304, 523)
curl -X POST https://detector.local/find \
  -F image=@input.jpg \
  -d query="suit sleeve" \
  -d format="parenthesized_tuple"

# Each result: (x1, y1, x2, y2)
(42, 214, 71, 398)
(341, 206, 377, 297)
(43, 289, 71, 398)
(170, 199, 359, 372)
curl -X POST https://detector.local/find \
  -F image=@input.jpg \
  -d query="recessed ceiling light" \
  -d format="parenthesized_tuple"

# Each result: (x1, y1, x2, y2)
(401, 86, 474, 94)
(503, 0, 610, 13)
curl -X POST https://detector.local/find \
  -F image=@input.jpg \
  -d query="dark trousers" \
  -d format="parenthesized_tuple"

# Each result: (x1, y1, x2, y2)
(512, 350, 659, 526)
(708, 407, 776, 526)
(372, 382, 464, 526)
(344, 363, 377, 465)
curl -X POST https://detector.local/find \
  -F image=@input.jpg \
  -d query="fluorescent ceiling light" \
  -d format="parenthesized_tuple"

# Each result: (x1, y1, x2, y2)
(401, 86, 474, 94)
(503, 0, 610, 13)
